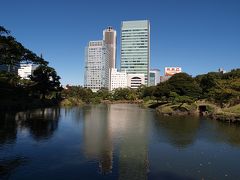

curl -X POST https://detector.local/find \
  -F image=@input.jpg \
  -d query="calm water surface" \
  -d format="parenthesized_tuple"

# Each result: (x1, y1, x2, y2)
(0, 104, 240, 179)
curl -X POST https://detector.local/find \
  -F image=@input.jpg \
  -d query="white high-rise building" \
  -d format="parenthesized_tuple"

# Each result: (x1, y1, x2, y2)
(121, 20, 150, 86)
(18, 63, 38, 79)
(84, 40, 110, 92)
(110, 68, 127, 91)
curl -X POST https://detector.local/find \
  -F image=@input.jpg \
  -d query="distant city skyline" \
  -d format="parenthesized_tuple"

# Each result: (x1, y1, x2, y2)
(1, 0, 239, 85)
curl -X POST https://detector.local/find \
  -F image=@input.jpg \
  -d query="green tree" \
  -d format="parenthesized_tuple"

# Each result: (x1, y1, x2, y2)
(0, 26, 47, 66)
(96, 88, 111, 100)
(154, 82, 172, 101)
(62, 86, 94, 103)
(112, 88, 138, 101)
(168, 73, 202, 99)
(30, 65, 62, 99)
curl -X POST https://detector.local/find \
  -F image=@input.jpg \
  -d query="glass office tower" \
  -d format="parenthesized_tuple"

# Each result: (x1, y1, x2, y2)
(120, 20, 150, 85)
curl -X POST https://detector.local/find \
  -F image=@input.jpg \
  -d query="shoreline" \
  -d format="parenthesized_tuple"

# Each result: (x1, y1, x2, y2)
(1, 98, 240, 123)
(154, 101, 240, 123)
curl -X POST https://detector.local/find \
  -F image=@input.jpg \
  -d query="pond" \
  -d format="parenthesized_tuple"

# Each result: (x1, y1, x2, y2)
(0, 104, 240, 179)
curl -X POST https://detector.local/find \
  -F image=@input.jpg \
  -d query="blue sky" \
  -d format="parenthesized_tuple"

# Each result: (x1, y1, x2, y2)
(1, 0, 239, 85)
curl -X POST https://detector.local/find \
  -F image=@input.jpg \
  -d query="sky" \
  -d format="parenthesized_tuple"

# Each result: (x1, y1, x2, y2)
(1, 0, 240, 85)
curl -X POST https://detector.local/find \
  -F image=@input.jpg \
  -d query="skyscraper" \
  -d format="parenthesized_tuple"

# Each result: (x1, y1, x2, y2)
(84, 40, 110, 92)
(103, 27, 117, 69)
(120, 20, 150, 86)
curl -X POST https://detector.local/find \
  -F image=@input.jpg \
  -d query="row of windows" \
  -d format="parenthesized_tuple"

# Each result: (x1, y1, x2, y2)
(121, 62, 148, 65)
(122, 38, 148, 41)
(122, 35, 148, 38)
(121, 68, 148, 71)
(122, 47, 148, 50)
(121, 60, 148, 63)
(122, 29, 148, 32)
(122, 43, 148, 46)
(121, 53, 148, 55)
(121, 38, 148, 41)
(121, 54, 148, 57)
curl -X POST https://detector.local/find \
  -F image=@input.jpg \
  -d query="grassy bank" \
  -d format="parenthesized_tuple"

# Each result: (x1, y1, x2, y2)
(145, 100, 240, 123)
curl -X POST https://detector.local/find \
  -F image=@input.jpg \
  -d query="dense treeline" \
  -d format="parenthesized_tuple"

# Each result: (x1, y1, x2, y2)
(0, 26, 62, 110)
(61, 86, 141, 105)
(63, 70, 240, 108)
(143, 70, 240, 107)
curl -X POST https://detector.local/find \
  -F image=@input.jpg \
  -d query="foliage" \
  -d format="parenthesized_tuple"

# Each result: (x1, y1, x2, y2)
(62, 86, 94, 103)
(0, 26, 62, 110)
(29, 65, 62, 99)
(0, 26, 47, 66)
(167, 73, 202, 98)
(112, 88, 138, 101)
(141, 70, 240, 108)
(95, 88, 112, 100)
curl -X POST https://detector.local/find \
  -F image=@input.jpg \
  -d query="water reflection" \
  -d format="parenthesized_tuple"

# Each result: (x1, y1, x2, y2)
(0, 156, 28, 179)
(0, 108, 60, 146)
(82, 104, 150, 179)
(16, 108, 60, 141)
(209, 120, 240, 146)
(0, 113, 17, 146)
(82, 105, 113, 174)
(154, 115, 200, 148)
(0, 108, 60, 179)
(113, 105, 149, 180)
(1, 105, 240, 179)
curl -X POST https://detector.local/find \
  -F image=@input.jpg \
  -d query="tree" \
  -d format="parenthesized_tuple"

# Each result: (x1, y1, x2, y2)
(168, 73, 202, 99)
(62, 86, 94, 103)
(154, 82, 172, 101)
(96, 88, 112, 100)
(30, 65, 62, 99)
(112, 88, 138, 101)
(0, 26, 47, 66)
(0, 26, 10, 35)
(198, 74, 217, 95)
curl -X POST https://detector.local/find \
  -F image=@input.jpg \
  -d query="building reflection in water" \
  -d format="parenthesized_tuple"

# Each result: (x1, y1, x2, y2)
(111, 104, 149, 180)
(82, 104, 149, 179)
(82, 105, 113, 174)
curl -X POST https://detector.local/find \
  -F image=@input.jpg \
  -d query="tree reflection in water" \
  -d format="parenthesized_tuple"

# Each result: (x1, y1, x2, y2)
(211, 120, 240, 146)
(154, 115, 200, 148)
(16, 108, 60, 141)
(0, 108, 60, 179)
(0, 112, 17, 146)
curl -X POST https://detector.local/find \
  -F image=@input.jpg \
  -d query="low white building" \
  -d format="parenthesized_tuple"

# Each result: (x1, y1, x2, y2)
(18, 63, 38, 79)
(127, 74, 145, 89)
(110, 68, 127, 91)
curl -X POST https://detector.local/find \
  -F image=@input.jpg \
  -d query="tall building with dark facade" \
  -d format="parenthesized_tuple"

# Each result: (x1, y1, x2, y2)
(103, 27, 117, 69)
